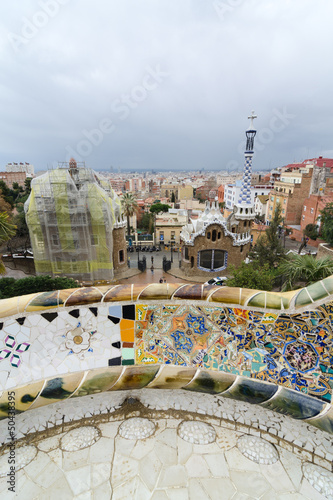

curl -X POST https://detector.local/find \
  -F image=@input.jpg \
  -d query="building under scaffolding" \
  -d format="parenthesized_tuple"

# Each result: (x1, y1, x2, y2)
(24, 159, 127, 283)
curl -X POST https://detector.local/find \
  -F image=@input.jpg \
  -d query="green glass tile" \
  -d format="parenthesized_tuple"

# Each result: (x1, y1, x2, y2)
(122, 359, 135, 365)
(261, 387, 325, 419)
(27, 291, 59, 309)
(114, 365, 158, 388)
(185, 370, 236, 394)
(122, 348, 135, 360)
(322, 276, 333, 294)
(306, 282, 329, 302)
(73, 367, 122, 397)
(295, 289, 312, 308)
(223, 377, 277, 404)
(247, 292, 266, 308)
(265, 293, 282, 310)
(305, 405, 333, 434)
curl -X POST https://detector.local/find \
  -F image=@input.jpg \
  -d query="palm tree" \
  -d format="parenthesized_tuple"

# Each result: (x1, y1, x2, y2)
(0, 212, 17, 274)
(279, 254, 333, 291)
(121, 193, 138, 238)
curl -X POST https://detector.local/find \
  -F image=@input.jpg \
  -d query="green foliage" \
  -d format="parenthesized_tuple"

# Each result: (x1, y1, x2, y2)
(149, 203, 171, 214)
(0, 277, 15, 299)
(226, 262, 276, 291)
(0, 275, 78, 299)
(304, 223, 319, 241)
(121, 193, 138, 237)
(249, 204, 285, 267)
(24, 178, 32, 194)
(171, 192, 176, 203)
(138, 212, 154, 233)
(0, 212, 17, 244)
(319, 202, 333, 246)
(279, 254, 333, 291)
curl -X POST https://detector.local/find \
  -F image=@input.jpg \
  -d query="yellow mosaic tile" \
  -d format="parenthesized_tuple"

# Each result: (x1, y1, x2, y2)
(147, 365, 197, 389)
(65, 287, 104, 306)
(110, 365, 159, 391)
(29, 372, 84, 409)
(0, 380, 45, 418)
(209, 286, 242, 305)
(0, 297, 19, 319)
(73, 367, 122, 397)
(138, 284, 171, 300)
(104, 285, 132, 302)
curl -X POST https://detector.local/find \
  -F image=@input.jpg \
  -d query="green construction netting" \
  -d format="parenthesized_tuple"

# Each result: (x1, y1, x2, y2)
(25, 166, 123, 281)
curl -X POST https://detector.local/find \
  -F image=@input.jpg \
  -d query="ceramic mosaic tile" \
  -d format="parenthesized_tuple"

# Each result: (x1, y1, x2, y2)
(0, 281, 332, 428)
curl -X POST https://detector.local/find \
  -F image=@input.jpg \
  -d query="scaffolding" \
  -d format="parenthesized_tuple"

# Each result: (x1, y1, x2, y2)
(24, 163, 124, 282)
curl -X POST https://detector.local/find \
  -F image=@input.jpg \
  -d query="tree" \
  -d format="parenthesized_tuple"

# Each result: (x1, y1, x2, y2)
(319, 202, 333, 246)
(0, 275, 78, 299)
(0, 212, 17, 274)
(279, 254, 333, 291)
(121, 193, 138, 238)
(171, 192, 176, 203)
(226, 262, 276, 291)
(249, 204, 285, 267)
(149, 203, 171, 215)
(138, 212, 154, 234)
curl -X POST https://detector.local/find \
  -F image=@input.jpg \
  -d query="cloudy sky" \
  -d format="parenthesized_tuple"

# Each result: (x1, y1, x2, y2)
(1, 0, 333, 172)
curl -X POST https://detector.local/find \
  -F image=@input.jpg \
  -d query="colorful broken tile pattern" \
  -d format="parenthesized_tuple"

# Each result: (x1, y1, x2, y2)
(135, 304, 333, 403)
(0, 282, 332, 429)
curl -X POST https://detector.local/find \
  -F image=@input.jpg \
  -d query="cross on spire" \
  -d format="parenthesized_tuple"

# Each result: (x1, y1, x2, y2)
(248, 111, 257, 130)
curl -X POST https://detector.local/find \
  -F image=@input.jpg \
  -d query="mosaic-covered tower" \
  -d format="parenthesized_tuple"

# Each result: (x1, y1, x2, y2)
(233, 111, 257, 221)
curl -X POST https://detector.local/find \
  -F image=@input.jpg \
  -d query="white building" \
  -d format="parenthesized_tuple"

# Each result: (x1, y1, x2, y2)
(224, 181, 273, 210)
(6, 162, 34, 176)
(254, 194, 269, 218)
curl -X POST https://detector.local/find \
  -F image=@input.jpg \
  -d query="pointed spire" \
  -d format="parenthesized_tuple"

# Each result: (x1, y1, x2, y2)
(238, 112, 257, 206)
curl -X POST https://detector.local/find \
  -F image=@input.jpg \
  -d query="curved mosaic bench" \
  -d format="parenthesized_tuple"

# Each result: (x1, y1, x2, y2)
(0, 282, 332, 436)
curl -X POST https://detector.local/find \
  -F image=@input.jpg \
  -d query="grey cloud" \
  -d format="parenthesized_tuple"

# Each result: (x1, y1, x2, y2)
(1, 0, 333, 172)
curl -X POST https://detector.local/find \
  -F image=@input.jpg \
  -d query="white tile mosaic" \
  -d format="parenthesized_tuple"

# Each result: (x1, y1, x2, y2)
(178, 420, 216, 445)
(119, 417, 155, 440)
(302, 463, 333, 499)
(0, 445, 37, 477)
(237, 434, 279, 465)
(60, 426, 100, 452)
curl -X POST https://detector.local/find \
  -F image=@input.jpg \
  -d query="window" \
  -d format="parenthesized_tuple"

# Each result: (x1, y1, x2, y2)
(310, 208, 314, 214)
(90, 234, 98, 246)
(184, 247, 189, 261)
(52, 234, 59, 246)
(171, 231, 175, 240)
(284, 199, 286, 204)
(244, 221, 247, 228)
(212, 229, 217, 242)
(119, 250, 124, 263)
(304, 206, 306, 212)
(282, 209, 285, 214)
(207, 232, 211, 240)
(198, 250, 227, 271)
(240, 245, 243, 253)
(160, 231, 164, 241)
(218, 232, 221, 240)
(302, 215, 305, 221)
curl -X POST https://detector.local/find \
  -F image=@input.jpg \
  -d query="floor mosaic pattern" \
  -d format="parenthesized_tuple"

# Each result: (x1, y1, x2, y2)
(0, 390, 332, 499)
